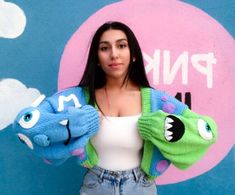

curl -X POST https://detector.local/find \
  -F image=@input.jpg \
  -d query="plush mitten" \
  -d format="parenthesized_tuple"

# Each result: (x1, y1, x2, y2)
(30, 104, 99, 146)
(13, 94, 100, 164)
(138, 109, 217, 169)
(35, 134, 91, 165)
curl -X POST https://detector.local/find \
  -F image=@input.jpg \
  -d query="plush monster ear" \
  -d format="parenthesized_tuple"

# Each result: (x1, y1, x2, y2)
(31, 94, 46, 107)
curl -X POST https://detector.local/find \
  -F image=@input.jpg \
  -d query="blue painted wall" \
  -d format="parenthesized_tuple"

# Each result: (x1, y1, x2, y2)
(0, 0, 234, 194)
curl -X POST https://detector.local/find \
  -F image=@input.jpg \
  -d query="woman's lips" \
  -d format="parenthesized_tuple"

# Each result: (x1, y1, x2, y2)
(109, 63, 122, 68)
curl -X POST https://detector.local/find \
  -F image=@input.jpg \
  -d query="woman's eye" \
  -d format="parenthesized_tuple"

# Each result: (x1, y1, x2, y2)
(118, 43, 127, 49)
(197, 119, 213, 140)
(99, 46, 109, 51)
(18, 109, 40, 129)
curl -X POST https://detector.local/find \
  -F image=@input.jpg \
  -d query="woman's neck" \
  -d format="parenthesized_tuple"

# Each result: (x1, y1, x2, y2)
(105, 78, 139, 92)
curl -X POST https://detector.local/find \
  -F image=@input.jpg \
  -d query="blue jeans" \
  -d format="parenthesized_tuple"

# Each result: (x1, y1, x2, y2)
(79, 166, 157, 195)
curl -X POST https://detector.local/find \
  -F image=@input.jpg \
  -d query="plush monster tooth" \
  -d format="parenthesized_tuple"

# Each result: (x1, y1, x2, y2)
(165, 135, 173, 141)
(17, 133, 34, 150)
(165, 123, 173, 130)
(165, 129, 173, 141)
(165, 116, 174, 130)
(59, 119, 68, 126)
(165, 117, 174, 124)
(165, 130, 173, 136)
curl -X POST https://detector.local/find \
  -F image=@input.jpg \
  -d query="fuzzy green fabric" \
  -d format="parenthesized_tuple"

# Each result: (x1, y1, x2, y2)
(138, 109, 217, 169)
(81, 88, 99, 168)
(82, 140, 99, 168)
(139, 88, 155, 178)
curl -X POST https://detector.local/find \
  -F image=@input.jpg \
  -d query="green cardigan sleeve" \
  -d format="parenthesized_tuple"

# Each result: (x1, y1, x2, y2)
(138, 108, 217, 169)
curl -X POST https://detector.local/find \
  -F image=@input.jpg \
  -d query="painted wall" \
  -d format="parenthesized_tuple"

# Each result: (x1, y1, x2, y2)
(0, 0, 234, 194)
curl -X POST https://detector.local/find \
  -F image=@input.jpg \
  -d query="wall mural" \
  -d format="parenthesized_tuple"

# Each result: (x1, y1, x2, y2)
(0, 0, 26, 39)
(58, 0, 235, 184)
(0, 0, 234, 194)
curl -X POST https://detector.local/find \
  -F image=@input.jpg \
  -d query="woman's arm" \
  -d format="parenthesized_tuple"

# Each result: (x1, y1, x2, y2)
(12, 87, 100, 166)
(138, 89, 217, 170)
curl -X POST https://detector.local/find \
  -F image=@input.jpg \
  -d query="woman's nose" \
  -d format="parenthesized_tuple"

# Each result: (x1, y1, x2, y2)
(110, 47, 118, 60)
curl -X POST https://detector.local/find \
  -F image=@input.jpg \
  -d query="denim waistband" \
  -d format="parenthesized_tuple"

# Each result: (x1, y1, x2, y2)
(88, 166, 143, 182)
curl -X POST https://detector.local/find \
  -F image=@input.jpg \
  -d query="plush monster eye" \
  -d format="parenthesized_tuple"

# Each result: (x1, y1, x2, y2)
(18, 109, 40, 129)
(198, 119, 213, 140)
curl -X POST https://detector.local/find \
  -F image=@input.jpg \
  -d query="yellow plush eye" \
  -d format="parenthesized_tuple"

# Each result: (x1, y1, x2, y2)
(198, 119, 213, 140)
(18, 109, 40, 129)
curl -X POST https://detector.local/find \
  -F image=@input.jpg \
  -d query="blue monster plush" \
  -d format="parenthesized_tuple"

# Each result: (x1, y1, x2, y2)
(12, 87, 100, 165)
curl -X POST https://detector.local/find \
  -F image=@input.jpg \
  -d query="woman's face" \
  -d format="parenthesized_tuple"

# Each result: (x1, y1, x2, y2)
(98, 29, 131, 81)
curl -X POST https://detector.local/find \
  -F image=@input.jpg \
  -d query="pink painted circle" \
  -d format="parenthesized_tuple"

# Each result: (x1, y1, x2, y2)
(58, 0, 235, 184)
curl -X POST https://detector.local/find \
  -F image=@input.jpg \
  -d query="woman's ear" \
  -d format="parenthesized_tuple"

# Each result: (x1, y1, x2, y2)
(133, 57, 136, 62)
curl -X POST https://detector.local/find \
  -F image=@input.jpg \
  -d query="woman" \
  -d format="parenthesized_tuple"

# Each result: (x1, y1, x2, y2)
(13, 21, 217, 195)
(79, 21, 156, 194)
(77, 21, 217, 194)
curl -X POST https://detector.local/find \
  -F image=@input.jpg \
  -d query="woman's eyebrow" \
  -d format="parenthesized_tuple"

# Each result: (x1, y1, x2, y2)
(116, 38, 128, 42)
(99, 41, 109, 45)
(99, 38, 128, 44)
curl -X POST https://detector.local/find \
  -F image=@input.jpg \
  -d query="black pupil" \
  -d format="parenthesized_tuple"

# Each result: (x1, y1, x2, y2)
(24, 114, 31, 121)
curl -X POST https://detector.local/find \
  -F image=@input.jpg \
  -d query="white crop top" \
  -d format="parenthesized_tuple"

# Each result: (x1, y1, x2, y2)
(91, 114, 143, 171)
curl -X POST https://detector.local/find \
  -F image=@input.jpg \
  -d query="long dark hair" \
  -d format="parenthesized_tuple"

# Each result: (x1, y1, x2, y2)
(79, 21, 150, 105)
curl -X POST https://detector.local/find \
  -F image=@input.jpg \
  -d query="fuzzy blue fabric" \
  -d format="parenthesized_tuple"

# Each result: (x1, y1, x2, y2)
(13, 87, 100, 165)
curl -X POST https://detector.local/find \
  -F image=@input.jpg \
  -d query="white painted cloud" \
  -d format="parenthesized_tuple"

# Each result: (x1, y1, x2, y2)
(0, 0, 26, 39)
(0, 78, 41, 130)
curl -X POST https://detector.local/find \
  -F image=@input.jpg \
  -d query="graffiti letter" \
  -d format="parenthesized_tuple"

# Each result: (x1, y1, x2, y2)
(175, 92, 192, 109)
(143, 50, 160, 85)
(163, 50, 189, 85)
(191, 53, 216, 88)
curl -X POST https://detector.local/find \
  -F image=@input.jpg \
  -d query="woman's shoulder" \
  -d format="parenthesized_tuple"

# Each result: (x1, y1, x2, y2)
(47, 86, 86, 103)
(140, 86, 165, 97)
(55, 86, 84, 95)
(46, 86, 88, 110)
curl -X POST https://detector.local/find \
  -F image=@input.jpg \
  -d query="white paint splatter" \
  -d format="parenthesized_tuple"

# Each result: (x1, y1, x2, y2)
(0, 0, 26, 39)
(0, 78, 41, 130)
